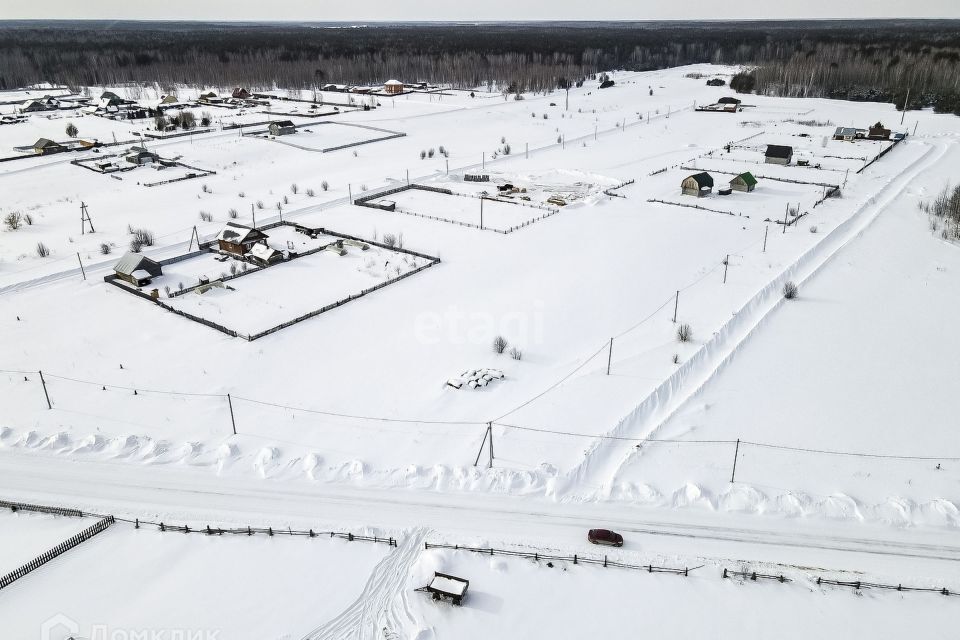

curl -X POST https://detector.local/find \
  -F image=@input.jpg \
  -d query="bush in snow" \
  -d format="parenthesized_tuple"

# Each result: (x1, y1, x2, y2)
(382, 233, 397, 247)
(305, 188, 315, 197)
(493, 335, 509, 354)
(4, 211, 22, 230)
(228, 208, 238, 219)
(783, 281, 799, 299)
(809, 225, 818, 233)
(23, 213, 33, 225)
(509, 346, 522, 360)
(256, 200, 265, 210)
(290, 183, 298, 195)
(420, 150, 426, 160)
(131, 228, 155, 247)
(199, 211, 213, 222)
(35, 242, 50, 257)
(99, 242, 112, 255)
(428, 148, 435, 158)
(676, 323, 693, 343)
(321, 180, 329, 191)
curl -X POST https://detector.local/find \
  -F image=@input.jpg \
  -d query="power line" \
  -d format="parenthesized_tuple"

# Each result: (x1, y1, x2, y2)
(229, 395, 484, 426)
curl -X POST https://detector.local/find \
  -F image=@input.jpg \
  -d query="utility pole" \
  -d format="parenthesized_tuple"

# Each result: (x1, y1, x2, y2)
(565, 86, 570, 111)
(672, 290, 679, 323)
(251, 203, 256, 230)
(900, 87, 910, 126)
(482, 152, 485, 170)
(488, 422, 494, 468)
(723, 254, 730, 284)
(80, 202, 95, 235)
(406, 169, 409, 186)
(762, 225, 769, 253)
(480, 198, 484, 230)
(38, 370, 52, 410)
(782, 203, 788, 234)
(606, 337, 613, 375)
(730, 439, 741, 483)
(188, 226, 200, 252)
(227, 393, 237, 436)
(76, 253, 86, 281)
(348, 183, 353, 204)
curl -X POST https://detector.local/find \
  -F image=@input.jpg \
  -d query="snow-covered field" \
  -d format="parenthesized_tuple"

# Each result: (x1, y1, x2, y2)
(2, 64, 959, 638)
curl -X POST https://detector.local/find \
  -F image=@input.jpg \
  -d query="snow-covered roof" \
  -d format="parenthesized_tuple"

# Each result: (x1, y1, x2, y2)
(114, 252, 161, 276)
(385, 79, 403, 86)
(217, 223, 266, 245)
(249, 243, 280, 261)
(131, 269, 153, 280)
(430, 575, 468, 596)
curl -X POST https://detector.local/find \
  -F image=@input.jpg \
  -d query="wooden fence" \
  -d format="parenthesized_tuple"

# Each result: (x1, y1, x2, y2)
(723, 567, 958, 598)
(0, 499, 83, 518)
(424, 542, 700, 575)
(0, 516, 114, 590)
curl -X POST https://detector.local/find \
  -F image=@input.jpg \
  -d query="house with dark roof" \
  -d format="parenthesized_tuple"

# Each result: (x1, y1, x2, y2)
(868, 122, 891, 140)
(717, 97, 741, 105)
(232, 87, 251, 99)
(681, 172, 714, 197)
(832, 127, 861, 141)
(216, 223, 269, 257)
(730, 172, 758, 192)
(113, 252, 163, 286)
(32, 138, 67, 155)
(268, 120, 296, 136)
(764, 144, 793, 165)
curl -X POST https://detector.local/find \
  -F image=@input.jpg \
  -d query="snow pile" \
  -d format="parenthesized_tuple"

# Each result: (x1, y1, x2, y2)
(446, 368, 505, 390)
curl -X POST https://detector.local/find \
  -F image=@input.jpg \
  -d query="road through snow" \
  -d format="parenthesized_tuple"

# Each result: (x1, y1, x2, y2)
(1, 450, 959, 583)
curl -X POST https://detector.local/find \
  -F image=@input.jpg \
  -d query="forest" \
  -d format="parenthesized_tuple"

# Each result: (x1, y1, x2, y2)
(0, 20, 958, 114)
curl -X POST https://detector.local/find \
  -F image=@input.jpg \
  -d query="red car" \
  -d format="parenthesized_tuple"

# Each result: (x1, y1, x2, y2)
(587, 529, 623, 547)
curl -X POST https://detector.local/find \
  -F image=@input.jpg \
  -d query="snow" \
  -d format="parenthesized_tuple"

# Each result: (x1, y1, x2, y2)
(0, 525, 388, 639)
(1, 63, 959, 637)
(0, 509, 97, 574)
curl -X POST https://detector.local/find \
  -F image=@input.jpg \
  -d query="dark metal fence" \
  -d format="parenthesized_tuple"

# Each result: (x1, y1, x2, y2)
(724, 567, 958, 598)
(0, 499, 83, 518)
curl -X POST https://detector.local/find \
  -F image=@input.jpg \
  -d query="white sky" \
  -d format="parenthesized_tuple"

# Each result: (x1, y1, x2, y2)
(3, 0, 958, 21)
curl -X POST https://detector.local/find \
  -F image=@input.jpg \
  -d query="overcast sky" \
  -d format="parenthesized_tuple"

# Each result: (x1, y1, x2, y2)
(4, 0, 959, 21)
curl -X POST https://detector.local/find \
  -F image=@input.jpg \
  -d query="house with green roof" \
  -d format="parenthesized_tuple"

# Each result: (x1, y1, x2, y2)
(730, 172, 757, 193)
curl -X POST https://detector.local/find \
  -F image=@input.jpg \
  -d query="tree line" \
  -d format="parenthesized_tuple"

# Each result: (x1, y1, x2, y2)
(0, 20, 957, 112)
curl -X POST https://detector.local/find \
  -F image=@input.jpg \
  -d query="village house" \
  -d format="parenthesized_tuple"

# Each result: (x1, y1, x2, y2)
(268, 120, 296, 136)
(113, 252, 163, 287)
(216, 223, 269, 257)
(124, 146, 160, 165)
(765, 144, 793, 165)
(232, 87, 251, 99)
(32, 138, 67, 155)
(681, 172, 714, 197)
(832, 127, 862, 141)
(384, 80, 404, 95)
(868, 122, 891, 140)
(730, 172, 758, 192)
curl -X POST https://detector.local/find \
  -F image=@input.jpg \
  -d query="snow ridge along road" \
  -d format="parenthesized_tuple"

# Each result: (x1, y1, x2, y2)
(566, 138, 950, 497)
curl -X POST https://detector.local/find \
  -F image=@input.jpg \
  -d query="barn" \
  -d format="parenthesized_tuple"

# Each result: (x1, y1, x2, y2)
(384, 80, 404, 95)
(217, 223, 269, 257)
(232, 87, 251, 99)
(113, 252, 163, 286)
(32, 138, 67, 155)
(730, 172, 757, 192)
(269, 120, 296, 136)
(765, 145, 793, 165)
(681, 172, 714, 197)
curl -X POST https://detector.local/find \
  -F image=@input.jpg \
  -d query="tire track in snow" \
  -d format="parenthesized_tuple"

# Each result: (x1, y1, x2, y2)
(301, 527, 428, 640)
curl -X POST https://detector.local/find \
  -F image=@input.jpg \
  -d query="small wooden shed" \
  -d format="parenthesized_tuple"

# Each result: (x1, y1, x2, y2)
(32, 138, 67, 155)
(384, 79, 404, 95)
(681, 172, 714, 197)
(269, 120, 296, 136)
(730, 172, 757, 192)
(868, 122, 891, 140)
(764, 145, 793, 165)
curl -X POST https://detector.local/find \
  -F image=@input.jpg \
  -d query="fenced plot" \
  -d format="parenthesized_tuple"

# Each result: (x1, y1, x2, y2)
(153, 235, 438, 338)
(364, 185, 558, 233)
(250, 121, 405, 153)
